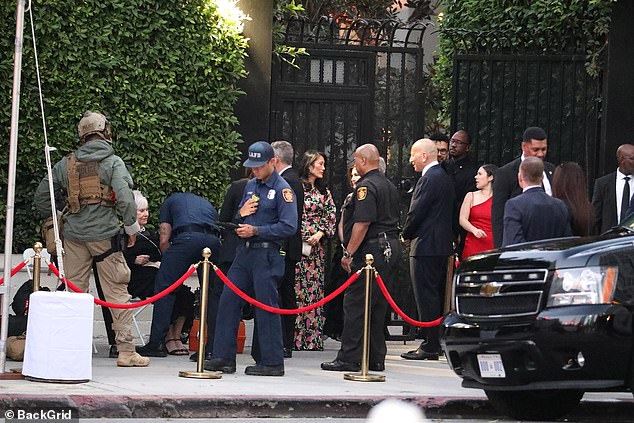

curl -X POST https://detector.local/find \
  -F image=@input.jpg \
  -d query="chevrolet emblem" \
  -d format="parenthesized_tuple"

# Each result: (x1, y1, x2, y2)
(480, 282, 502, 297)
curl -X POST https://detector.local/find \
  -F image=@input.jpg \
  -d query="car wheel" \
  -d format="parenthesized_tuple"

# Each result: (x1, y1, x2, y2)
(485, 389, 584, 421)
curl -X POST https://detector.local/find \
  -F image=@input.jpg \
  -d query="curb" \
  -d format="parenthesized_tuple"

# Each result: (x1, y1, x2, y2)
(0, 395, 632, 420)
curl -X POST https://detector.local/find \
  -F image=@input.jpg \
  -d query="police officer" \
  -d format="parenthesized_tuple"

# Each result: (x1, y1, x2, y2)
(205, 141, 297, 376)
(136, 192, 221, 357)
(34, 111, 149, 367)
(321, 144, 402, 372)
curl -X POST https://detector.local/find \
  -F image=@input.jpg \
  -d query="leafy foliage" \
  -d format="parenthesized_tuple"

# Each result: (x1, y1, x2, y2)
(0, 0, 247, 252)
(434, 0, 617, 123)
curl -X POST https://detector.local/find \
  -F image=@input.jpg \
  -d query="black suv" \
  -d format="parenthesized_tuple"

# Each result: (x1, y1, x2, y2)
(441, 220, 634, 420)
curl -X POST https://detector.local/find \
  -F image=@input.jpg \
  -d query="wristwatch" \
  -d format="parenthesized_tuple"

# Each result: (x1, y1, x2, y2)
(343, 249, 353, 259)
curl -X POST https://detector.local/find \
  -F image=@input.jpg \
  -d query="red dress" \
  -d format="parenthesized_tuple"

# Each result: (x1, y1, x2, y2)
(462, 196, 494, 259)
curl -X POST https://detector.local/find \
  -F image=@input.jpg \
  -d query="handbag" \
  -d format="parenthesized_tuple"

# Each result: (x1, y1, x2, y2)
(302, 241, 312, 257)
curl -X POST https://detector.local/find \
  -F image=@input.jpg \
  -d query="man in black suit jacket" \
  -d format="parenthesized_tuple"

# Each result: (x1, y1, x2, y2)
(492, 127, 556, 248)
(401, 138, 455, 360)
(502, 157, 572, 246)
(592, 144, 634, 234)
(271, 140, 304, 358)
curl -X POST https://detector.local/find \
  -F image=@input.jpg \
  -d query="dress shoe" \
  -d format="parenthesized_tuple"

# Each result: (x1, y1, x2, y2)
(245, 364, 284, 376)
(108, 345, 118, 358)
(369, 362, 385, 372)
(136, 342, 167, 358)
(400, 348, 439, 361)
(204, 358, 236, 374)
(189, 351, 213, 362)
(283, 348, 293, 358)
(321, 359, 360, 372)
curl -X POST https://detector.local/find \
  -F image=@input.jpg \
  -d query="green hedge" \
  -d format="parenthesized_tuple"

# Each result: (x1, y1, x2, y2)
(0, 0, 248, 253)
(434, 0, 616, 123)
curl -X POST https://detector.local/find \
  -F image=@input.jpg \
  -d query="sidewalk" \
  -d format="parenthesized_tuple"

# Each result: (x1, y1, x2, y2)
(1, 255, 633, 420)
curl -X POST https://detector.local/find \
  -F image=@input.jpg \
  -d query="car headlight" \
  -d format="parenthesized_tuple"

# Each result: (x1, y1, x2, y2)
(548, 266, 618, 307)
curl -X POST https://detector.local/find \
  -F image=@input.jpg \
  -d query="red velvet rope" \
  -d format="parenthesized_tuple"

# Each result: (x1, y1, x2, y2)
(375, 272, 443, 328)
(214, 265, 361, 315)
(0, 260, 27, 285)
(47, 261, 196, 309)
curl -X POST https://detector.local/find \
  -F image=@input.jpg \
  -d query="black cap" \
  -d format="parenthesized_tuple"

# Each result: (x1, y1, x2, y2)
(243, 141, 274, 168)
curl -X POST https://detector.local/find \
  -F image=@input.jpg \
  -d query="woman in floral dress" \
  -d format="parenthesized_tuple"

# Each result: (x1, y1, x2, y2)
(294, 150, 337, 351)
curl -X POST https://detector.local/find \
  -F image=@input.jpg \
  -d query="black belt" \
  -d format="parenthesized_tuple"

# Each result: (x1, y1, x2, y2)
(244, 241, 279, 249)
(173, 224, 216, 237)
(365, 235, 398, 245)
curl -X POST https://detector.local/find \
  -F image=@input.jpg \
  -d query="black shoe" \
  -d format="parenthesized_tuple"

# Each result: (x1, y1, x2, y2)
(321, 359, 360, 372)
(136, 342, 167, 358)
(108, 345, 118, 359)
(204, 358, 236, 373)
(400, 348, 439, 361)
(369, 362, 385, 372)
(189, 351, 213, 362)
(283, 348, 293, 358)
(245, 364, 284, 376)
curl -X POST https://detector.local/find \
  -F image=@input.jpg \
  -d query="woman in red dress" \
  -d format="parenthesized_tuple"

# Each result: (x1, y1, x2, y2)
(460, 164, 498, 259)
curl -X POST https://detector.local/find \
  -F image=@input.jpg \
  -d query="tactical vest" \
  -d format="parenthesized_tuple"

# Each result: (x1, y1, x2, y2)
(66, 154, 115, 213)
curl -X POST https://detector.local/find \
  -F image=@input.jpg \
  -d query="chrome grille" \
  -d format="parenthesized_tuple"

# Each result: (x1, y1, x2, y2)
(455, 269, 548, 318)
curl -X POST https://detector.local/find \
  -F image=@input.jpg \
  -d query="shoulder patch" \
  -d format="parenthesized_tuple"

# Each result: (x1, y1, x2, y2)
(356, 186, 367, 201)
(282, 188, 294, 203)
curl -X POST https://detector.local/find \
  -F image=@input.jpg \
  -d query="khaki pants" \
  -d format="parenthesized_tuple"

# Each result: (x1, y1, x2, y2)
(64, 238, 135, 353)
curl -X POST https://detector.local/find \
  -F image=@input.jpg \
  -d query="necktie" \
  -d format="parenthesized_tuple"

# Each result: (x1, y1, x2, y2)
(620, 176, 630, 222)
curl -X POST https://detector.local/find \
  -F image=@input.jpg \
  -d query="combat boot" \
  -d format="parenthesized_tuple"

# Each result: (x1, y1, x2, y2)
(117, 352, 150, 367)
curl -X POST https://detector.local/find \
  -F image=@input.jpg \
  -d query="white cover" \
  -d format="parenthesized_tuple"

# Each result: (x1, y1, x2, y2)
(22, 291, 94, 381)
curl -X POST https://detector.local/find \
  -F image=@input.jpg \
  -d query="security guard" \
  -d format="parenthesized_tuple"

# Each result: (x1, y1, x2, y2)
(205, 141, 297, 376)
(136, 192, 221, 357)
(34, 111, 149, 367)
(321, 144, 402, 372)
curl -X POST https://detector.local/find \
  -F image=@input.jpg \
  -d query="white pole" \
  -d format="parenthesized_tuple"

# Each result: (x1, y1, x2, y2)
(1, 0, 27, 373)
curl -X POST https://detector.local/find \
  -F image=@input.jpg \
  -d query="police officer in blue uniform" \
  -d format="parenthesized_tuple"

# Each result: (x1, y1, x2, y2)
(205, 141, 297, 376)
(137, 192, 221, 357)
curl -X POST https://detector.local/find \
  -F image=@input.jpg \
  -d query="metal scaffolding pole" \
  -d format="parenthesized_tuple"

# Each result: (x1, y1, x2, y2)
(1, 0, 27, 373)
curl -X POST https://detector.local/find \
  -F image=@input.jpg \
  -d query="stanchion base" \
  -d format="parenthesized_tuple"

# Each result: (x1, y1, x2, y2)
(179, 370, 222, 379)
(343, 372, 385, 382)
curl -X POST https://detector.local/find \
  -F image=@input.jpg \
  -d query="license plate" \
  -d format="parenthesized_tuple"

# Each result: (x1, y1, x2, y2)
(477, 353, 506, 378)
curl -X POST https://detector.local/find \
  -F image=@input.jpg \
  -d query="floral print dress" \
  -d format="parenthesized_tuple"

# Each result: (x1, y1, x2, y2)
(293, 184, 336, 350)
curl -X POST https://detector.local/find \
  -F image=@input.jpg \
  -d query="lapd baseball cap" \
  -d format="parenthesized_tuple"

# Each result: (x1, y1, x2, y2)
(243, 141, 274, 168)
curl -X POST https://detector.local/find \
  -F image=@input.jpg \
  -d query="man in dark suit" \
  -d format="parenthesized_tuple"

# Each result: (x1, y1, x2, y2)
(592, 144, 634, 234)
(492, 127, 556, 248)
(401, 138, 455, 360)
(271, 140, 304, 358)
(502, 157, 572, 246)
(443, 129, 479, 257)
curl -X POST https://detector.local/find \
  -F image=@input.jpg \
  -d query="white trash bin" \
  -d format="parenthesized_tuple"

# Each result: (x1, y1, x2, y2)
(22, 291, 94, 383)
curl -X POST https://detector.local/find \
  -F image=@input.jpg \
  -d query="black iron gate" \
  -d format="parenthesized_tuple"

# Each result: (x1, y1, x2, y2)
(270, 16, 432, 336)
(448, 36, 602, 183)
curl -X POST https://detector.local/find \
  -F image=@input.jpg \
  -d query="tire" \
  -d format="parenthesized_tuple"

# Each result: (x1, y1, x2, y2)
(485, 389, 584, 421)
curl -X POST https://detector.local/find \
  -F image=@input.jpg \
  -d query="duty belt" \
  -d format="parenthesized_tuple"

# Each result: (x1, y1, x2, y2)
(172, 224, 216, 237)
(244, 241, 280, 249)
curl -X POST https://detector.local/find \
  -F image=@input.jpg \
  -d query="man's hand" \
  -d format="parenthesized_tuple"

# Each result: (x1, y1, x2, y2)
(236, 224, 258, 238)
(127, 233, 137, 248)
(341, 256, 353, 273)
(239, 198, 259, 218)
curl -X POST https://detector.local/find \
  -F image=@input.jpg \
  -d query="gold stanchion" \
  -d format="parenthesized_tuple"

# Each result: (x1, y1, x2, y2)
(32, 242, 42, 292)
(179, 248, 221, 379)
(344, 254, 385, 382)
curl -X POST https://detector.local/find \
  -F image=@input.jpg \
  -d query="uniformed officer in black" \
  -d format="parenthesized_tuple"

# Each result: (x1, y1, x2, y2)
(321, 144, 402, 372)
(206, 141, 297, 376)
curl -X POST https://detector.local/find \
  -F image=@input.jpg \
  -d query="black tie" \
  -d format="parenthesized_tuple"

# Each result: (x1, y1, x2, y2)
(621, 176, 630, 222)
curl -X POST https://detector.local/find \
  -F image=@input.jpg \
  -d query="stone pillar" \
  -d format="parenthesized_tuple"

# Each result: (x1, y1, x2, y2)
(600, 1, 634, 175)
(234, 0, 273, 171)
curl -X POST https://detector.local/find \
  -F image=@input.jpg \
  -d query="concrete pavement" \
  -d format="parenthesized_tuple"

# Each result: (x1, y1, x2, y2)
(1, 254, 633, 419)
